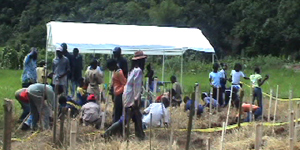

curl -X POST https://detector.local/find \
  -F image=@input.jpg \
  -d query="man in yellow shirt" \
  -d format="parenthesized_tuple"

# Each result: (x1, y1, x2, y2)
(36, 61, 46, 83)
(249, 67, 269, 108)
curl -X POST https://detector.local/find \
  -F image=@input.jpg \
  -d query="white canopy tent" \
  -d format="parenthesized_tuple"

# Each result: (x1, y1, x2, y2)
(46, 21, 215, 85)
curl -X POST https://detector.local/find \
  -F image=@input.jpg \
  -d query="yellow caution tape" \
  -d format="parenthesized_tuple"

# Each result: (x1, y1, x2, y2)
(12, 131, 39, 142)
(67, 101, 81, 110)
(241, 82, 300, 101)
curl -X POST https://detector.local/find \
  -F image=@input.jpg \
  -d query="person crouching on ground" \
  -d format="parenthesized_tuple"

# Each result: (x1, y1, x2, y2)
(142, 97, 170, 129)
(76, 77, 88, 106)
(104, 50, 147, 140)
(183, 96, 204, 117)
(236, 103, 262, 122)
(59, 96, 81, 118)
(80, 94, 102, 129)
(170, 75, 183, 107)
(27, 83, 57, 130)
(201, 92, 219, 109)
(107, 59, 127, 123)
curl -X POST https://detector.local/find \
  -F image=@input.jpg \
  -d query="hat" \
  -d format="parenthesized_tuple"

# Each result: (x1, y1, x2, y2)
(56, 47, 63, 52)
(132, 50, 147, 60)
(87, 94, 96, 101)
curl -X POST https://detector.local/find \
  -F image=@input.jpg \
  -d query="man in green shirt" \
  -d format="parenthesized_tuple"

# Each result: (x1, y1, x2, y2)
(250, 67, 269, 108)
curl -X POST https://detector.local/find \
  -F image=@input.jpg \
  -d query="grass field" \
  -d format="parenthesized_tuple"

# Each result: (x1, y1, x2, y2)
(1, 63, 300, 149)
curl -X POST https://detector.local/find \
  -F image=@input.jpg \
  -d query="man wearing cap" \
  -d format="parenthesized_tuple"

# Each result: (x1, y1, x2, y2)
(21, 47, 38, 88)
(61, 43, 73, 96)
(113, 47, 128, 78)
(52, 47, 70, 95)
(80, 94, 102, 129)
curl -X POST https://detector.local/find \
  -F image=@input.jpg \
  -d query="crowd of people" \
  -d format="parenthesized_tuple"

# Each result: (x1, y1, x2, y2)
(15, 43, 269, 140)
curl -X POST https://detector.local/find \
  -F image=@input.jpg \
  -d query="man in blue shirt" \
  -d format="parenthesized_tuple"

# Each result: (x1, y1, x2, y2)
(21, 48, 38, 88)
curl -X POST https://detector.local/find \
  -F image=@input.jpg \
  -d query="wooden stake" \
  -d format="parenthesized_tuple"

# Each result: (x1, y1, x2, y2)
(209, 87, 213, 128)
(295, 102, 300, 144)
(169, 83, 174, 150)
(193, 84, 199, 129)
(220, 122, 226, 150)
(122, 101, 125, 140)
(267, 89, 273, 122)
(150, 113, 152, 150)
(238, 89, 243, 128)
(65, 108, 71, 147)
(289, 111, 295, 150)
(206, 138, 211, 150)
(3, 99, 13, 150)
(255, 123, 262, 150)
(53, 85, 59, 144)
(70, 119, 77, 150)
(126, 109, 131, 147)
(273, 85, 279, 134)
(185, 95, 195, 150)
(100, 88, 109, 129)
(225, 86, 233, 134)
(289, 90, 293, 123)
(216, 87, 219, 111)
(59, 108, 66, 146)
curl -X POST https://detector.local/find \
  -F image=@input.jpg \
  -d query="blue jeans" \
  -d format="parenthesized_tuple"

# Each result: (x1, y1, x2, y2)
(18, 100, 30, 121)
(245, 107, 262, 122)
(252, 87, 263, 108)
(71, 80, 79, 97)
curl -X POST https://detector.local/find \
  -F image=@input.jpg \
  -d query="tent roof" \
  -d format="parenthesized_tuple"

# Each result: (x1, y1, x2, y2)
(46, 21, 214, 55)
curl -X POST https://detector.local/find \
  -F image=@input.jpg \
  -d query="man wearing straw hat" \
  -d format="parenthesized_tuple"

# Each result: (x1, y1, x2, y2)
(104, 50, 146, 140)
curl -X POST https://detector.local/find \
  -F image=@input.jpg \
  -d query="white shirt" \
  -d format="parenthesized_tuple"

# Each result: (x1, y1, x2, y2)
(209, 72, 221, 88)
(231, 70, 245, 84)
(142, 103, 170, 128)
(86, 66, 104, 77)
(219, 69, 226, 79)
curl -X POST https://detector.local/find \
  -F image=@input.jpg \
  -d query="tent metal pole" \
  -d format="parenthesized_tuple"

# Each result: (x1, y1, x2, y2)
(180, 51, 183, 88)
(162, 52, 165, 82)
(212, 53, 214, 64)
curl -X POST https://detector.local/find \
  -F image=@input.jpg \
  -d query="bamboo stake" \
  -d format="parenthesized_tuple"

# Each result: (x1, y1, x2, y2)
(206, 138, 211, 150)
(249, 81, 253, 122)
(267, 89, 273, 122)
(289, 90, 293, 123)
(53, 84, 59, 144)
(150, 113, 152, 150)
(209, 87, 213, 128)
(273, 85, 279, 134)
(145, 77, 149, 107)
(126, 109, 131, 147)
(255, 123, 262, 150)
(122, 101, 125, 140)
(3, 99, 13, 150)
(225, 86, 233, 134)
(185, 97, 195, 150)
(69, 119, 77, 150)
(220, 122, 226, 150)
(153, 78, 158, 102)
(289, 111, 295, 150)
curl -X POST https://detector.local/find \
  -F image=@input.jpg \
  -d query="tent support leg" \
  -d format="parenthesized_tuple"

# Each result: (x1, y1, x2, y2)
(162, 55, 165, 82)
(180, 54, 183, 88)
(212, 53, 214, 64)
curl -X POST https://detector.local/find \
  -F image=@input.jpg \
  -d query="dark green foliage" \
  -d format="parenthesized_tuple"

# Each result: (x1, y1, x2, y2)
(1, 0, 300, 69)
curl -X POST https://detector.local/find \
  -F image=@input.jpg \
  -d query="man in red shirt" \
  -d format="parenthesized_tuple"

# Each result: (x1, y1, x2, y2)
(15, 88, 30, 123)
(107, 59, 127, 123)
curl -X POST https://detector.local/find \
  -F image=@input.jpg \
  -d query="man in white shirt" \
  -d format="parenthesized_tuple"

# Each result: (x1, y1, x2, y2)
(230, 63, 249, 88)
(142, 97, 170, 129)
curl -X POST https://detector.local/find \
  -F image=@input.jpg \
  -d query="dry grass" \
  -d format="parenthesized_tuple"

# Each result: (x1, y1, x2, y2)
(11, 95, 300, 150)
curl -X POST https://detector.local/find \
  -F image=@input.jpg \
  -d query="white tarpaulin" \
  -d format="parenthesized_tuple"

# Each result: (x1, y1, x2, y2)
(46, 21, 214, 55)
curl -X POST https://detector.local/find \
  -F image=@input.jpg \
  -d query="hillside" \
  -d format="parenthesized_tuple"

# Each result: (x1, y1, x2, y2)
(1, 0, 300, 59)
